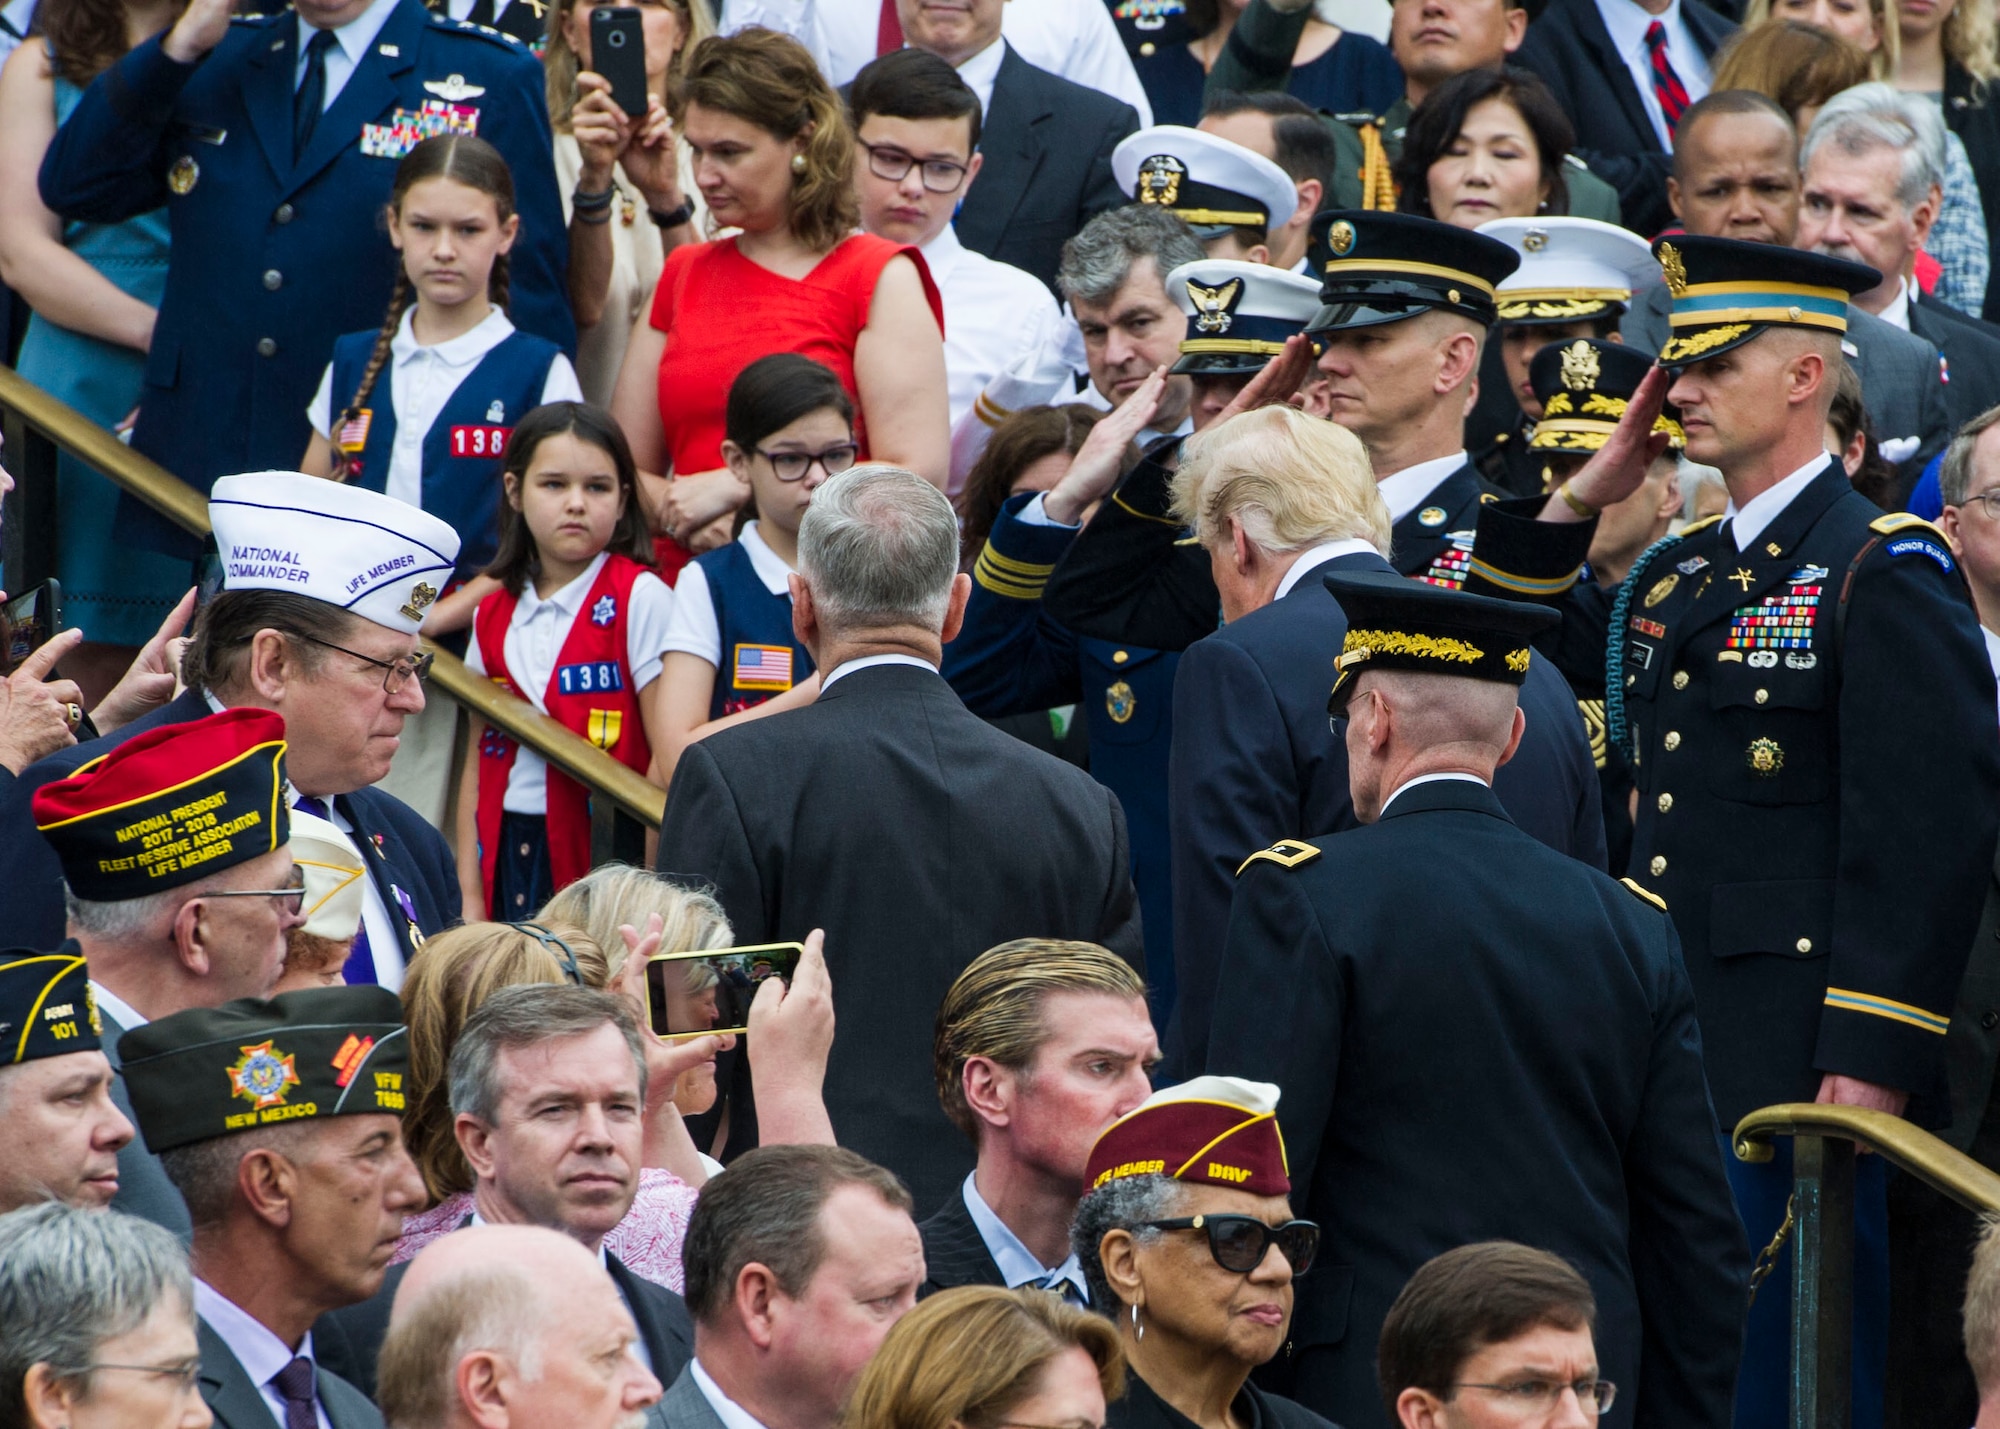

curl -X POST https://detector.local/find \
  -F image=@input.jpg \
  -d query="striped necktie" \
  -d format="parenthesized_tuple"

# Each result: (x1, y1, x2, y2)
(1644, 21, 1690, 142)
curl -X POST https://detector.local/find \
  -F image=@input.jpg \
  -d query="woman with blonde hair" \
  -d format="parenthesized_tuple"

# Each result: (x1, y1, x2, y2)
(1895, 0, 2000, 319)
(1711, 18, 1873, 129)
(843, 1287, 1125, 1429)
(610, 27, 949, 578)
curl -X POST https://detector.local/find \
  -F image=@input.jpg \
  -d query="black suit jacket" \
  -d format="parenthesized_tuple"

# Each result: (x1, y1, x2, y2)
(315, 1235, 693, 1397)
(1514, 0, 1735, 237)
(0, 688, 459, 958)
(1910, 293, 2000, 429)
(198, 1320, 382, 1429)
(917, 1187, 1008, 1298)
(955, 44, 1139, 290)
(101, 1005, 192, 1236)
(1167, 549, 1608, 1074)
(1210, 780, 1748, 1429)
(656, 663, 1142, 1213)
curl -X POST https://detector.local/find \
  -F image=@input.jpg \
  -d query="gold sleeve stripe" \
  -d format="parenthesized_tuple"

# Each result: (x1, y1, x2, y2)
(976, 546, 1057, 580)
(973, 393, 1013, 429)
(1823, 987, 1949, 1035)
(1111, 490, 1185, 527)
(1465, 558, 1583, 596)
(972, 548, 1050, 599)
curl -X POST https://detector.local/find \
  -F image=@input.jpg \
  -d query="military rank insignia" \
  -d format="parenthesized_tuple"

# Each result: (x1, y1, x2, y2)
(1416, 533, 1474, 589)
(1725, 571, 1822, 652)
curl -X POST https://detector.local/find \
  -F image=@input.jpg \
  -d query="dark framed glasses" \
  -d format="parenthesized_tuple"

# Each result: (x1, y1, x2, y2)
(858, 141, 971, 193)
(1143, 1213, 1319, 1275)
(755, 443, 858, 483)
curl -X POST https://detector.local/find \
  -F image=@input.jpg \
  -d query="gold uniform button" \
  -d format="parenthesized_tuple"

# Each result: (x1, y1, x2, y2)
(1657, 793, 1673, 813)
(1755, 688, 1769, 704)
(1672, 671, 1689, 690)
(1664, 731, 1681, 751)
(1139, 40, 1156, 54)
(1650, 855, 1667, 876)
(1796, 938, 1813, 954)
(1112, 650, 1129, 664)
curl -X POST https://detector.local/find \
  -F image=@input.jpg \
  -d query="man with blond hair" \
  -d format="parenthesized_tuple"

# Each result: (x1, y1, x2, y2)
(1964, 1217, 2000, 1428)
(1165, 406, 1606, 1073)
(920, 939, 1159, 1301)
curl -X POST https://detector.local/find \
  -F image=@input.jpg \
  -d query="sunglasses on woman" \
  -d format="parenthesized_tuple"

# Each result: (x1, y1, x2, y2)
(1143, 1213, 1320, 1275)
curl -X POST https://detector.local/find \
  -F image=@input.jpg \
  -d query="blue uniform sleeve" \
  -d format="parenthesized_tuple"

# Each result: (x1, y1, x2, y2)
(941, 494, 1083, 716)
(39, 35, 192, 221)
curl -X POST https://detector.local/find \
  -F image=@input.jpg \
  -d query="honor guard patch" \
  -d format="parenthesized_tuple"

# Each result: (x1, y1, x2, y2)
(1619, 877, 1667, 912)
(1884, 535, 1955, 572)
(1236, 839, 1322, 875)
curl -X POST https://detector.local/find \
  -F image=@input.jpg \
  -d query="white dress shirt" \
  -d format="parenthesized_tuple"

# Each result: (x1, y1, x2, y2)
(295, 0, 401, 113)
(1592, 0, 1713, 152)
(660, 522, 793, 667)
(819, 652, 936, 690)
(195, 1281, 335, 1429)
(1721, 455, 1827, 551)
(1375, 452, 1470, 525)
(465, 550, 676, 813)
(691, 1360, 774, 1429)
(953, 35, 1007, 116)
(922, 225, 1062, 428)
(307, 307, 582, 510)
(959, 1173, 1091, 1303)
(1275, 538, 1383, 599)
(1876, 277, 1913, 332)
(1380, 770, 1489, 815)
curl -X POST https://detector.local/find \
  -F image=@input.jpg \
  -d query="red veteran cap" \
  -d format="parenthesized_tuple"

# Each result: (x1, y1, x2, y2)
(1084, 1075, 1289, 1196)
(32, 709, 290, 902)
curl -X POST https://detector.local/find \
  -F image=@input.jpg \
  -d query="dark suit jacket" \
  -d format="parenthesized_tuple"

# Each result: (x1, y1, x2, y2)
(0, 688, 459, 960)
(655, 662, 1142, 1213)
(1514, 0, 1736, 237)
(198, 1320, 381, 1429)
(102, 1006, 192, 1237)
(315, 1235, 693, 1397)
(1910, 293, 2000, 429)
(1166, 549, 1608, 1074)
(1209, 780, 1748, 1429)
(955, 44, 1139, 290)
(917, 1185, 1007, 1298)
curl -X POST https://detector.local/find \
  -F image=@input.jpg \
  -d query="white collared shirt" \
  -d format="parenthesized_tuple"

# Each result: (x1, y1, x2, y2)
(89, 981, 147, 1034)
(660, 522, 793, 668)
(960, 1174, 1091, 1303)
(295, 0, 401, 113)
(691, 1360, 774, 1429)
(921, 225, 1062, 428)
(1375, 452, 1470, 525)
(307, 307, 582, 510)
(465, 551, 675, 813)
(819, 652, 937, 690)
(1877, 277, 1913, 332)
(1380, 771, 1489, 815)
(1722, 455, 1828, 551)
(0, 0, 38, 57)
(195, 1281, 334, 1429)
(953, 35, 1007, 116)
(1593, 0, 1713, 151)
(1274, 538, 1382, 599)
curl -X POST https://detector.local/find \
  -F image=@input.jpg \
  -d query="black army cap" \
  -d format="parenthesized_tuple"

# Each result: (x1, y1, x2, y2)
(0, 947, 101, 1066)
(1654, 234, 1879, 367)
(1324, 570, 1560, 713)
(117, 986, 407, 1153)
(1528, 339, 1685, 453)
(1307, 211, 1521, 333)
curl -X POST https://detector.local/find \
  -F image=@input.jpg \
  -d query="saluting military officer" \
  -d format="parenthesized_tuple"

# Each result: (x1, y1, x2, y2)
(1206, 570, 1747, 1429)
(1113, 125, 1302, 266)
(38, 0, 572, 555)
(1464, 234, 2000, 1428)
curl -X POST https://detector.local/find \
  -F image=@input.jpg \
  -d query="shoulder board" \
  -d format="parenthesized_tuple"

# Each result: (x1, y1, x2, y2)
(1619, 877, 1668, 912)
(1236, 839, 1322, 876)
(1871, 512, 1947, 540)
(1678, 513, 1726, 537)
(230, 6, 288, 23)
(1331, 111, 1381, 127)
(431, 13, 527, 45)
(1563, 153, 1592, 171)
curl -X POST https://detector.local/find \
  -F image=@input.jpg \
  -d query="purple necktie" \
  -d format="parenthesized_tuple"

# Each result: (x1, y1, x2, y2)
(271, 1356, 318, 1429)
(294, 796, 375, 985)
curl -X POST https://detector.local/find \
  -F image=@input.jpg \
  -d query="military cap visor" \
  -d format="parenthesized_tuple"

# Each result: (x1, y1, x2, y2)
(1653, 235, 1879, 368)
(1324, 570, 1561, 714)
(1307, 211, 1521, 333)
(1527, 338, 1685, 452)
(0, 947, 101, 1067)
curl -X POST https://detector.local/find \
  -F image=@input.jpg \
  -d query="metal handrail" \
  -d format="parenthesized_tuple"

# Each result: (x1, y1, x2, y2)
(0, 364, 663, 829)
(1736, 1102, 2000, 1210)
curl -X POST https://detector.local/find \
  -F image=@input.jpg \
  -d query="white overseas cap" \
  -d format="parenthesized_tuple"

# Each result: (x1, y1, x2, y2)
(288, 808, 366, 942)
(1478, 216, 1661, 324)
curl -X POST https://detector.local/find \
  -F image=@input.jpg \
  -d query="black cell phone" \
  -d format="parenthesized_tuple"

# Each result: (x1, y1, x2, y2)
(645, 942, 803, 1040)
(589, 6, 650, 119)
(4, 579, 64, 674)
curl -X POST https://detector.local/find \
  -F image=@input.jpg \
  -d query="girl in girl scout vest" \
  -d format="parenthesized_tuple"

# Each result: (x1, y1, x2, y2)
(457, 402, 671, 918)
(651, 354, 852, 779)
(300, 135, 581, 606)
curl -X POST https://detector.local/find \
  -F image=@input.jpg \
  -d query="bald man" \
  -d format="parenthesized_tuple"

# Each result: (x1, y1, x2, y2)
(376, 1226, 662, 1429)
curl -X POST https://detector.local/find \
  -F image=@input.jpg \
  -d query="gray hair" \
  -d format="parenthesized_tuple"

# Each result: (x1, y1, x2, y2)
(1802, 82, 1947, 211)
(157, 1120, 321, 1231)
(377, 1266, 543, 1429)
(1056, 206, 1207, 308)
(63, 883, 184, 944)
(1071, 1174, 1190, 1313)
(1941, 404, 2000, 507)
(447, 984, 648, 1127)
(0, 1205, 195, 1427)
(796, 465, 961, 634)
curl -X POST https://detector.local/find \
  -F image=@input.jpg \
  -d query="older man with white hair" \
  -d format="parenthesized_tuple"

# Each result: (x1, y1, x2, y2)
(1798, 82, 2000, 427)
(655, 465, 1141, 1212)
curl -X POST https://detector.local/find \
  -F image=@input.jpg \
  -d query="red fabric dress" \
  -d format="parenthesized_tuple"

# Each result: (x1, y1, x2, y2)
(645, 233, 943, 578)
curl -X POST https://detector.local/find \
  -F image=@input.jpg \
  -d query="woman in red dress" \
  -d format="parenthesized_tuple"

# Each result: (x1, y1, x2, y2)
(612, 27, 949, 576)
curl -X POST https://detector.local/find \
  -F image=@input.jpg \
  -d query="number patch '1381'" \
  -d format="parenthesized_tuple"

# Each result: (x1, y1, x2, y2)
(556, 662, 624, 695)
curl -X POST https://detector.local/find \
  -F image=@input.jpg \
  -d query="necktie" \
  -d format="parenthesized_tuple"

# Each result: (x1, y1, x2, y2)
(294, 796, 377, 984)
(271, 1356, 318, 1429)
(294, 28, 338, 160)
(876, 0, 903, 57)
(1643, 21, 1689, 142)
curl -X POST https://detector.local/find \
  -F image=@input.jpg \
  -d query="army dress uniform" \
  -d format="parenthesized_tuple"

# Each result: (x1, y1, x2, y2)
(38, 0, 572, 552)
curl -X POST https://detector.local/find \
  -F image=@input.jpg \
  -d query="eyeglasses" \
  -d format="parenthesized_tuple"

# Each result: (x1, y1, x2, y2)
(755, 443, 858, 483)
(1142, 1214, 1319, 1275)
(291, 631, 433, 694)
(1957, 489, 2000, 519)
(67, 1360, 204, 1393)
(198, 868, 308, 917)
(1455, 1380, 1617, 1415)
(859, 141, 971, 194)
(512, 921, 585, 985)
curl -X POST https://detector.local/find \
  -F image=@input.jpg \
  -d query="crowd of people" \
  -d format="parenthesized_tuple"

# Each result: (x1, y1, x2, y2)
(7, 0, 2000, 1423)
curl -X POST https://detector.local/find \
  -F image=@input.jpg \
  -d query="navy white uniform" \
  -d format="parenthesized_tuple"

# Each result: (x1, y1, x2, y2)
(38, 0, 572, 554)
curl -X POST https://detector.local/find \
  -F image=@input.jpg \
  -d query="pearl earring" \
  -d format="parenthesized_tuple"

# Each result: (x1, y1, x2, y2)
(791, 153, 808, 175)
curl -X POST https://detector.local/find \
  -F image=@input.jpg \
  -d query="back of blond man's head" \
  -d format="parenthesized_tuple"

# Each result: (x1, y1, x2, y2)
(1169, 406, 1389, 557)
(1966, 1214, 2000, 1396)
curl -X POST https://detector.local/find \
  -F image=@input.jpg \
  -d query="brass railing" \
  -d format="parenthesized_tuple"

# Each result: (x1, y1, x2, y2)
(1735, 1103, 2000, 1428)
(0, 365, 662, 858)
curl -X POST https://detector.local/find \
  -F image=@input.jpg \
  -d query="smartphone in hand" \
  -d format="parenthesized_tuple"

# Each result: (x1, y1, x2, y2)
(589, 6, 650, 118)
(645, 942, 803, 1039)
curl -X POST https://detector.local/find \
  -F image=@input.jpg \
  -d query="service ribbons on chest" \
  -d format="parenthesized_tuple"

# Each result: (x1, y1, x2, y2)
(1725, 573, 1824, 651)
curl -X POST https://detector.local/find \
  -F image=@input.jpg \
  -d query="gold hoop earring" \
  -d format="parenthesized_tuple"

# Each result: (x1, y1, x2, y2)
(791, 152, 808, 175)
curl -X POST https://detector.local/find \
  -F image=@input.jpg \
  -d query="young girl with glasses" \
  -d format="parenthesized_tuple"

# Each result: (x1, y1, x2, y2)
(459, 402, 670, 918)
(651, 354, 853, 780)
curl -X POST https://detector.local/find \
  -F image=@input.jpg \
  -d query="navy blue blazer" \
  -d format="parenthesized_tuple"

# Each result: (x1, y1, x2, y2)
(1166, 549, 1608, 1076)
(39, 0, 571, 550)
(1910, 294, 2000, 430)
(0, 689, 459, 957)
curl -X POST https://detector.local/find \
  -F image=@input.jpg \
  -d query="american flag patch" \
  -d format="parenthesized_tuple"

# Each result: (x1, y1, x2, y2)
(337, 409, 372, 451)
(732, 644, 794, 691)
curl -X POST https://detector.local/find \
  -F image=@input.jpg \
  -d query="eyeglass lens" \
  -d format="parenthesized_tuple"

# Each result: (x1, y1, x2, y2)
(1207, 1216, 1319, 1274)
(863, 144, 969, 193)
(762, 445, 859, 482)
